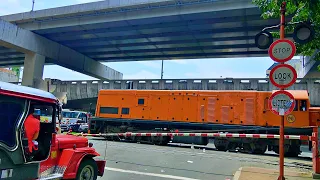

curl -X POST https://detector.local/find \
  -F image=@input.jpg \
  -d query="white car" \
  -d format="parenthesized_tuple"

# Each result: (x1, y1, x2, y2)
(61, 110, 89, 132)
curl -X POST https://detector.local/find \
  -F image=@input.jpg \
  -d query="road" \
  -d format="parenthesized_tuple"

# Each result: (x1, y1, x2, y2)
(88, 138, 312, 180)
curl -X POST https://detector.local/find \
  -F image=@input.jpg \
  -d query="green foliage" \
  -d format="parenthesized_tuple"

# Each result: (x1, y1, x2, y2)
(252, 0, 320, 60)
(11, 66, 21, 78)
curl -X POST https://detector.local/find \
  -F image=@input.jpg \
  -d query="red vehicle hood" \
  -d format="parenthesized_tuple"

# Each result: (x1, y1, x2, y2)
(56, 134, 88, 149)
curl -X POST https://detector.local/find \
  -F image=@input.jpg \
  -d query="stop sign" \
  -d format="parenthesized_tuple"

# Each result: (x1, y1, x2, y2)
(268, 39, 296, 63)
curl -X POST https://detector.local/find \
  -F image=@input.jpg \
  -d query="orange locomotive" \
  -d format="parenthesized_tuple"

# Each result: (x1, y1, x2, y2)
(89, 89, 320, 157)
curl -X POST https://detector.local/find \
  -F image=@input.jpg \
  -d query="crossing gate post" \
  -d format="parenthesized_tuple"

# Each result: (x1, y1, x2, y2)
(313, 127, 320, 178)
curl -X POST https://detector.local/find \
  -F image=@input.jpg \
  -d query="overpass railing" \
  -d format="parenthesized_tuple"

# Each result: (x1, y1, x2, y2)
(10, 78, 320, 105)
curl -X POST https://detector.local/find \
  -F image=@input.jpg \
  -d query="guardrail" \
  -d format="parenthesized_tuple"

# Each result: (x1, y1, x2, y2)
(9, 78, 320, 106)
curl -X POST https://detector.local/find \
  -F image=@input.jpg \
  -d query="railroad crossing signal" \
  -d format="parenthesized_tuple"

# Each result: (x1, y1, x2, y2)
(268, 90, 295, 116)
(268, 39, 296, 63)
(268, 38, 297, 116)
(269, 64, 297, 89)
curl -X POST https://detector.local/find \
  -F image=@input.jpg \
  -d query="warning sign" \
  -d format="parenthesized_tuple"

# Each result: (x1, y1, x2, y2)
(268, 39, 296, 63)
(268, 90, 295, 116)
(269, 64, 297, 88)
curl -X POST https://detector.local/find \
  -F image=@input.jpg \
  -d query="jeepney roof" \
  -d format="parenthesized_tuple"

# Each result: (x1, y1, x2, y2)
(0, 81, 57, 103)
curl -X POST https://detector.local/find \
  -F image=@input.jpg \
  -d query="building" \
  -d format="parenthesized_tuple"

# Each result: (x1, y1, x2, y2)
(0, 68, 19, 82)
(266, 56, 309, 78)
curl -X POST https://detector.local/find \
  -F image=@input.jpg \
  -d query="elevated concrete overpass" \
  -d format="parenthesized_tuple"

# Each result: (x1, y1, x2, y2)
(1, 0, 318, 88)
(0, 0, 284, 64)
(34, 78, 319, 111)
(0, 19, 123, 89)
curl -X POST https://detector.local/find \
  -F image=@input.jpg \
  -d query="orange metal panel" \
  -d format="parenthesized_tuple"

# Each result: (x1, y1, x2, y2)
(183, 95, 198, 122)
(95, 89, 313, 128)
(245, 98, 254, 125)
(221, 106, 229, 124)
(168, 94, 183, 122)
(207, 97, 216, 123)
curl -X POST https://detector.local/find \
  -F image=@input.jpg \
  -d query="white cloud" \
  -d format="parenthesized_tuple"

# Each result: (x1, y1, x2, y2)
(76, 0, 102, 4)
(168, 60, 188, 64)
(182, 58, 273, 78)
(184, 70, 264, 79)
(0, 0, 29, 15)
(124, 70, 160, 79)
(137, 61, 161, 69)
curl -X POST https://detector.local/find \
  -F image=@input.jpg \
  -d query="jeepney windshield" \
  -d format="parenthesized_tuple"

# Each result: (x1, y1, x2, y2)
(62, 111, 79, 118)
(0, 95, 25, 148)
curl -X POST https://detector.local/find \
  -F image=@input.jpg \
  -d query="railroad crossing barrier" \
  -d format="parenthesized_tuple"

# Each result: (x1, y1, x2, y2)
(313, 127, 320, 178)
(67, 128, 320, 178)
(70, 132, 312, 140)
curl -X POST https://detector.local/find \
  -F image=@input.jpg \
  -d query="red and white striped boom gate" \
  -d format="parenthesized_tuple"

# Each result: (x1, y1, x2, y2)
(70, 132, 312, 140)
(69, 128, 320, 176)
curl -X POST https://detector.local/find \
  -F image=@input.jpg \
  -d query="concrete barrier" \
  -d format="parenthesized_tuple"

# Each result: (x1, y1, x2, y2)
(48, 78, 320, 106)
(9, 78, 320, 106)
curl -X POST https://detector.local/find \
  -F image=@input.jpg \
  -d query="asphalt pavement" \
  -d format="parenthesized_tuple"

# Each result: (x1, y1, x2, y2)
(88, 138, 313, 180)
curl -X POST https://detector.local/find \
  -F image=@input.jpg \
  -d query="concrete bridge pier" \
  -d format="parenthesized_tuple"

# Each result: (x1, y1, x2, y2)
(21, 53, 45, 89)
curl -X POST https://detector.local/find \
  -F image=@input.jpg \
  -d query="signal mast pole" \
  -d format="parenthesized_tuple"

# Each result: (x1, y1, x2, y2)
(278, 2, 286, 180)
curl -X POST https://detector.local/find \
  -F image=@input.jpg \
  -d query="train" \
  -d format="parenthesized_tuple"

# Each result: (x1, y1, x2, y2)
(88, 89, 320, 157)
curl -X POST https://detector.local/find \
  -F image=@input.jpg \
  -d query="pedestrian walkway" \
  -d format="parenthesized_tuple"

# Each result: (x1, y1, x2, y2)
(233, 167, 312, 180)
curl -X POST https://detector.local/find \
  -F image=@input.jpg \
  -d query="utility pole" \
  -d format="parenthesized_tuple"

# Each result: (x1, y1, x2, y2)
(161, 60, 164, 79)
(31, 0, 35, 11)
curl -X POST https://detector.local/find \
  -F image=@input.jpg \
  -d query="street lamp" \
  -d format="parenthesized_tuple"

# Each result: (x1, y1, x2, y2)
(293, 22, 315, 44)
(255, 31, 274, 49)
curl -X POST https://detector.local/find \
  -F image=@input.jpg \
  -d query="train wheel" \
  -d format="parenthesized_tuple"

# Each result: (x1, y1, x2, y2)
(273, 145, 290, 156)
(103, 127, 113, 141)
(104, 126, 120, 141)
(214, 138, 228, 151)
(285, 144, 301, 157)
(227, 142, 238, 152)
(151, 136, 170, 146)
(126, 127, 136, 142)
(134, 136, 142, 143)
(145, 137, 153, 144)
(252, 140, 267, 155)
(252, 145, 267, 154)
(239, 143, 252, 154)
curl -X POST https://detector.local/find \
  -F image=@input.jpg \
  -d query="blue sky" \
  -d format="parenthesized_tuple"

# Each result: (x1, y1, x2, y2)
(1, 0, 275, 80)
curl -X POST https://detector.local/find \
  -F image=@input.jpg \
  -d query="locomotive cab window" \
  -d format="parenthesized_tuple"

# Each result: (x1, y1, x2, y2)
(300, 100, 307, 111)
(294, 100, 298, 111)
(138, 98, 145, 105)
(100, 107, 119, 114)
(121, 108, 130, 115)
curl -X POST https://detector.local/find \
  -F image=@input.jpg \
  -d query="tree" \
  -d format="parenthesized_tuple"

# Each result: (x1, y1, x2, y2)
(252, 0, 320, 70)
